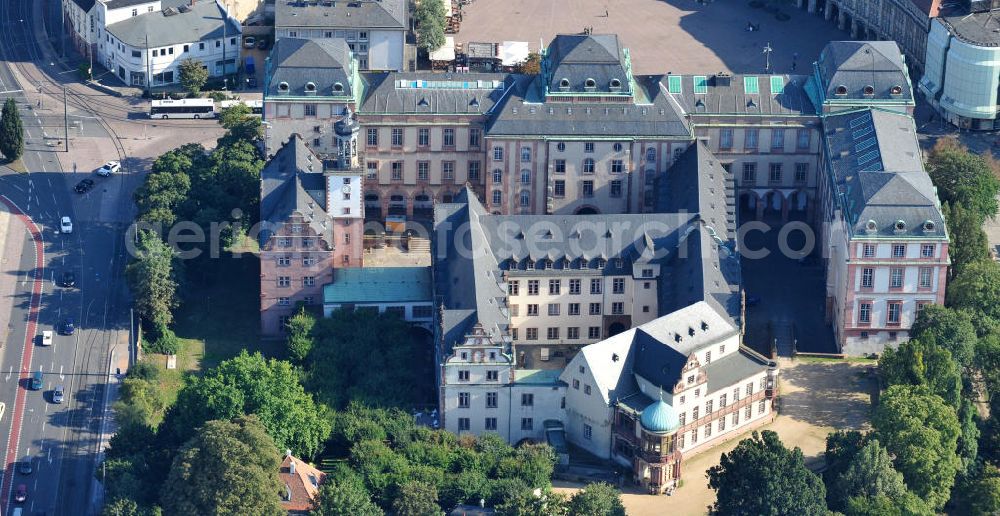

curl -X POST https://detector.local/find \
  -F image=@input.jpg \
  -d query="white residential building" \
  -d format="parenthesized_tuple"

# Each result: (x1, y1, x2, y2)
(97, 0, 241, 87)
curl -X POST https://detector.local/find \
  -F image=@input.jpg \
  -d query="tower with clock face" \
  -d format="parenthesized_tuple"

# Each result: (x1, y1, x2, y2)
(326, 107, 364, 267)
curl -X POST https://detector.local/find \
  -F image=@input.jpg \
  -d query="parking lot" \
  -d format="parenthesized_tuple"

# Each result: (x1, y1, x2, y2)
(455, 0, 849, 74)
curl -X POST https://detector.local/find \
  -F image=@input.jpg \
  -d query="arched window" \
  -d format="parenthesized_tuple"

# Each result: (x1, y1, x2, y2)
(583, 158, 595, 174)
(492, 190, 502, 205)
(493, 169, 503, 184)
(520, 190, 530, 207)
(520, 169, 531, 184)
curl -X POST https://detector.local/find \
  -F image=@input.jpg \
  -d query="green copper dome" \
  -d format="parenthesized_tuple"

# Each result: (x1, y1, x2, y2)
(640, 399, 680, 434)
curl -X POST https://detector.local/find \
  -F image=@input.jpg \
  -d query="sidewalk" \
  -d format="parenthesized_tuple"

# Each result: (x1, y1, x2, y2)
(0, 201, 26, 348)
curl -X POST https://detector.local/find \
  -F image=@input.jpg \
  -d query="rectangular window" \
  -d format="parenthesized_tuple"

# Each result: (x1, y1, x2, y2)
(573, 379, 580, 389)
(744, 76, 759, 94)
(527, 304, 538, 316)
(568, 303, 581, 316)
(442, 161, 455, 181)
(493, 146, 504, 161)
(584, 142, 595, 153)
(568, 327, 580, 339)
(794, 163, 808, 183)
(861, 268, 874, 288)
(528, 280, 539, 295)
(610, 180, 623, 197)
(770, 128, 785, 150)
(366, 128, 378, 147)
(486, 392, 498, 408)
(887, 302, 902, 325)
(469, 128, 481, 148)
(859, 302, 872, 323)
(277, 276, 291, 287)
(706, 400, 714, 414)
(892, 244, 906, 258)
(554, 180, 566, 197)
(745, 129, 758, 150)
(768, 163, 782, 183)
(391, 162, 403, 181)
(521, 418, 533, 431)
(797, 129, 810, 149)
(555, 159, 566, 173)
(890, 268, 904, 288)
(458, 392, 470, 408)
(569, 279, 581, 295)
(458, 418, 470, 431)
(611, 302, 624, 315)
(693, 407, 700, 420)
(443, 128, 455, 147)
(547, 327, 560, 340)
(745, 406, 752, 419)
(468, 161, 481, 181)
(589, 303, 602, 315)
(549, 279, 561, 295)
(521, 147, 531, 162)
(582, 181, 594, 197)
(719, 128, 733, 150)
(485, 418, 497, 431)
(417, 128, 429, 147)
(668, 74, 683, 93)
(277, 256, 291, 266)
(588, 327, 601, 339)
(919, 267, 933, 288)
(584, 384, 592, 395)
(719, 418, 726, 432)
(590, 279, 602, 294)
(759, 400, 766, 415)
(547, 304, 560, 316)
(693, 75, 708, 94)
(770, 75, 785, 94)
(863, 244, 876, 258)
(720, 394, 728, 408)
(705, 423, 713, 438)
(417, 161, 429, 181)
(526, 328, 538, 340)
(611, 159, 625, 173)
(277, 297, 290, 306)
(487, 370, 499, 381)
(742, 162, 756, 182)
(612, 278, 625, 294)
(458, 370, 470, 381)
(584, 424, 593, 440)
(303, 276, 315, 286)
(508, 280, 520, 295)
(522, 393, 534, 406)
(301, 103, 316, 116)
(921, 244, 935, 258)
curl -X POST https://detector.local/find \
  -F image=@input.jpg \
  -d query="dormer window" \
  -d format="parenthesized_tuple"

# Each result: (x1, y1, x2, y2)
(834, 85, 848, 96)
(584, 78, 597, 91)
(304, 81, 317, 95)
(865, 220, 878, 233)
(890, 85, 903, 96)
(333, 82, 344, 92)
(278, 81, 290, 94)
(923, 220, 936, 232)
(559, 78, 570, 90)
(609, 78, 622, 91)
(894, 220, 906, 232)
(863, 85, 875, 96)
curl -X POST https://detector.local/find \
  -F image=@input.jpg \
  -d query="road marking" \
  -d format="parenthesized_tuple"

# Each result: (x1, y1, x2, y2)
(58, 366, 62, 381)
(4, 367, 10, 382)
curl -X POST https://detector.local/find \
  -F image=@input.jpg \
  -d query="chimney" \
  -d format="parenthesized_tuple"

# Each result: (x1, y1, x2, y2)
(289, 459, 297, 475)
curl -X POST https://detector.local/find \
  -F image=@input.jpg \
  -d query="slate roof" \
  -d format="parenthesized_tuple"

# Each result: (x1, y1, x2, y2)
(486, 73, 690, 138)
(260, 136, 330, 246)
(323, 266, 432, 304)
(105, 0, 241, 48)
(359, 72, 512, 115)
(939, 8, 1000, 46)
(104, 0, 160, 8)
(543, 34, 630, 95)
(823, 108, 946, 239)
(671, 73, 817, 116)
(815, 41, 913, 103)
(275, 0, 406, 30)
(267, 38, 354, 98)
(703, 349, 772, 393)
(69, 0, 96, 12)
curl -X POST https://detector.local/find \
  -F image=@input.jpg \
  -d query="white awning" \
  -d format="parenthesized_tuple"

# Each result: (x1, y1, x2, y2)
(430, 36, 456, 61)
(500, 41, 530, 67)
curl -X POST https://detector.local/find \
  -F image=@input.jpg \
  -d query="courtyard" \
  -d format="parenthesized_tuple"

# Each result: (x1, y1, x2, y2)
(553, 359, 874, 514)
(454, 0, 849, 74)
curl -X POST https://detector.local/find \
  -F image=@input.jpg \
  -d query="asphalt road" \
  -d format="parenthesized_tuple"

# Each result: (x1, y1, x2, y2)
(0, 0, 132, 514)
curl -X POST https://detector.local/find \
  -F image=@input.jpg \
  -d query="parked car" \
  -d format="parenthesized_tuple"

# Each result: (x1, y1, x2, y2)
(29, 371, 43, 391)
(60, 216, 72, 234)
(60, 270, 75, 287)
(60, 317, 75, 336)
(95, 161, 120, 177)
(74, 179, 94, 194)
(17, 459, 32, 475)
(52, 385, 64, 404)
(243, 36, 256, 48)
(40, 330, 52, 346)
(14, 484, 26, 503)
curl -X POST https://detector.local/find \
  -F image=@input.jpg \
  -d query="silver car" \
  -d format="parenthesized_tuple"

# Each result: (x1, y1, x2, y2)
(53, 385, 64, 404)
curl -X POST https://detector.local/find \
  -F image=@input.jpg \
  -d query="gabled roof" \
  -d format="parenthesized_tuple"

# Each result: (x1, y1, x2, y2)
(823, 108, 946, 239)
(259, 136, 329, 244)
(279, 454, 326, 513)
(267, 38, 355, 98)
(275, 0, 406, 30)
(816, 41, 913, 103)
(105, 0, 241, 48)
(543, 34, 630, 95)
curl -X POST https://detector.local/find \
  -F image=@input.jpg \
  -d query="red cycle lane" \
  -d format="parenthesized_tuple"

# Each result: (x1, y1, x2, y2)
(0, 195, 43, 516)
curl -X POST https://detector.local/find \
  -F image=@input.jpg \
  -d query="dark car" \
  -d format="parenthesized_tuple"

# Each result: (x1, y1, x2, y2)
(29, 372, 43, 391)
(17, 459, 32, 475)
(246, 76, 257, 89)
(60, 271, 75, 287)
(74, 178, 95, 194)
(14, 484, 26, 503)
(60, 317, 75, 335)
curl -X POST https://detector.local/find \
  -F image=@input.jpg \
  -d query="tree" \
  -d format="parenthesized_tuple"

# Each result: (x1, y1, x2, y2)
(873, 385, 961, 509)
(391, 480, 440, 516)
(0, 97, 24, 161)
(218, 102, 263, 145)
(707, 430, 827, 515)
(567, 482, 625, 516)
(126, 231, 180, 328)
(948, 260, 1000, 329)
(160, 416, 284, 516)
(414, 0, 446, 52)
(944, 202, 991, 279)
(878, 338, 962, 408)
(285, 308, 315, 363)
(496, 489, 568, 516)
(827, 439, 913, 512)
(101, 497, 142, 516)
(312, 478, 383, 516)
(977, 333, 1000, 407)
(953, 463, 1000, 515)
(910, 305, 978, 369)
(159, 351, 330, 458)
(178, 58, 209, 96)
(927, 138, 1000, 220)
(518, 53, 542, 75)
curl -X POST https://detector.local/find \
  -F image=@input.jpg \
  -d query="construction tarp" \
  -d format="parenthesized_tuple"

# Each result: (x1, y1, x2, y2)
(500, 41, 530, 67)
(430, 36, 456, 62)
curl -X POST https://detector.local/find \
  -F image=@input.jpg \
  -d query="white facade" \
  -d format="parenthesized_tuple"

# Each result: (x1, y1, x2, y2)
(920, 17, 1000, 130)
(274, 27, 404, 72)
(326, 173, 362, 219)
(99, 31, 240, 86)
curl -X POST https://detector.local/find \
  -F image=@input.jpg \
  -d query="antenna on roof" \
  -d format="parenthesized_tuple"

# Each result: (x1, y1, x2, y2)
(762, 42, 773, 74)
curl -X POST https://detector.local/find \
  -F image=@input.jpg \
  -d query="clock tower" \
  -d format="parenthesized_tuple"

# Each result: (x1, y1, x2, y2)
(325, 107, 364, 267)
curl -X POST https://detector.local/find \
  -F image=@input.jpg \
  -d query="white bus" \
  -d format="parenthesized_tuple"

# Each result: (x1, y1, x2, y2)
(218, 99, 263, 116)
(149, 98, 216, 119)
